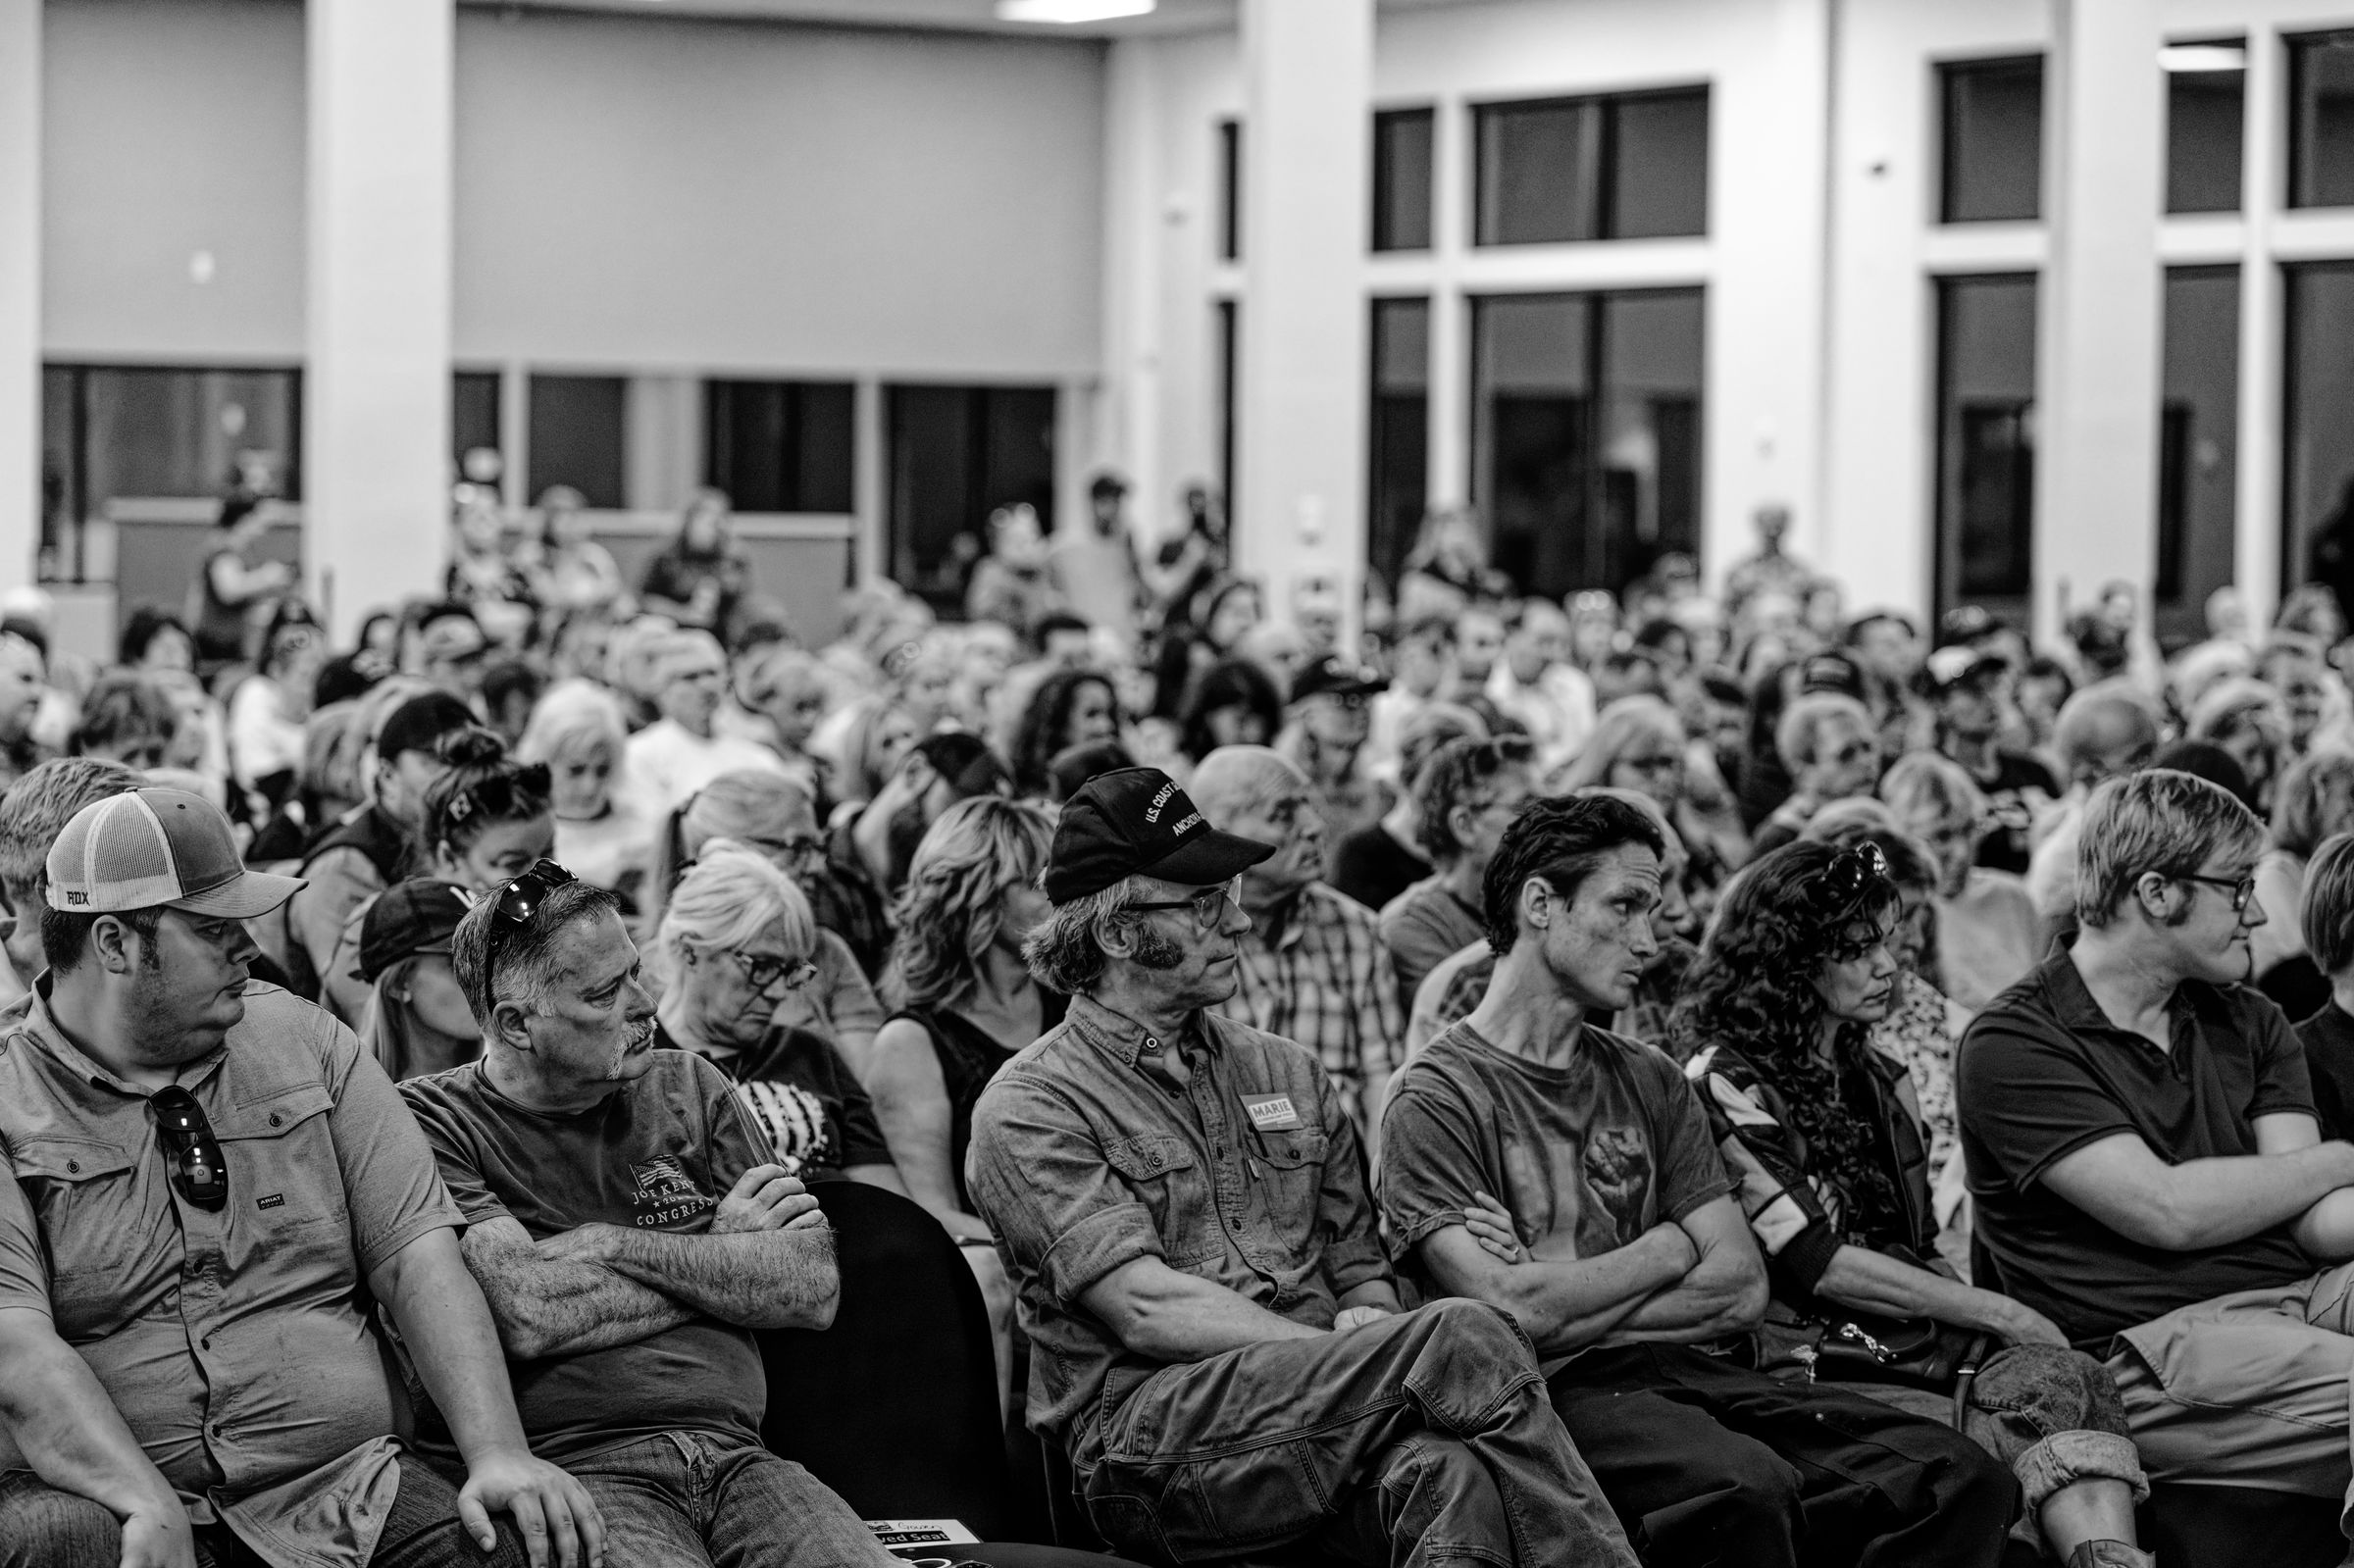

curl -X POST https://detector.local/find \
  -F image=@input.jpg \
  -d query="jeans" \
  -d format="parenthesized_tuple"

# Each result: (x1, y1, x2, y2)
(561, 1431, 898, 1568)
(0, 1451, 532, 1568)
(1553, 1343, 2020, 1568)
(1071, 1297, 1639, 1568)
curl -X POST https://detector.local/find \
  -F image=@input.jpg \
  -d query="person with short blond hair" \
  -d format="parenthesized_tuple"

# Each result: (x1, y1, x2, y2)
(1962, 768, 2354, 1538)
(1882, 749, 2041, 1012)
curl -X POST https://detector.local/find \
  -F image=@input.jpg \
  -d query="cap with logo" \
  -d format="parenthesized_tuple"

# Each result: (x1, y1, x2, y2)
(360, 879, 476, 983)
(1044, 766, 1274, 906)
(1289, 655, 1389, 703)
(1925, 644, 2007, 695)
(1797, 651, 1868, 702)
(47, 787, 305, 919)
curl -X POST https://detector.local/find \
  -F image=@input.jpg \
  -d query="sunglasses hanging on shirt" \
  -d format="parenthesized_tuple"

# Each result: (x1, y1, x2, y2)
(149, 1085, 228, 1212)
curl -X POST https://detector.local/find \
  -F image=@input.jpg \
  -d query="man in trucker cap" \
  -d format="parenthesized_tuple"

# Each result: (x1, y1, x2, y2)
(965, 767, 1635, 1568)
(0, 786, 601, 1568)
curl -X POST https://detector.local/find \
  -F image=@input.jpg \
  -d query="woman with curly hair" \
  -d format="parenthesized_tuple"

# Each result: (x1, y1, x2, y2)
(1008, 668, 1120, 799)
(1663, 840, 2150, 1568)
(867, 796, 1061, 1411)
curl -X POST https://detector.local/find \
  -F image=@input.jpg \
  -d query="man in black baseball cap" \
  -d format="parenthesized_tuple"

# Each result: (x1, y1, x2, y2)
(1281, 655, 1388, 850)
(965, 767, 1635, 1568)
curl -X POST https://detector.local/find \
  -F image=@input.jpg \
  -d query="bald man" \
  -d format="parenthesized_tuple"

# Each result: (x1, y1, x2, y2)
(2025, 683, 2164, 936)
(1190, 745, 1407, 1140)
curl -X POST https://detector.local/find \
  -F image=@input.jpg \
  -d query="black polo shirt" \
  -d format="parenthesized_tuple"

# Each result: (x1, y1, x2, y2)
(2294, 1000, 2354, 1143)
(1957, 947, 2320, 1347)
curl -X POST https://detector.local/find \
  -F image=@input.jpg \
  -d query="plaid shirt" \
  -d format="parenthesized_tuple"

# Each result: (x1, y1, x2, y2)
(816, 821, 893, 980)
(1213, 882, 1405, 1127)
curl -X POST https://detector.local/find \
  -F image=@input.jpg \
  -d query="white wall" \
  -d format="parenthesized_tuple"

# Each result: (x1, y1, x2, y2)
(451, 9, 1105, 380)
(42, 0, 307, 362)
(40, 0, 1107, 383)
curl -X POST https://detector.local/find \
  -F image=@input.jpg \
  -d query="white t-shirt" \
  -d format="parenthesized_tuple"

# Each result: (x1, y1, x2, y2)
(227, 676, 305, 787)
(621, 718, 786, 824)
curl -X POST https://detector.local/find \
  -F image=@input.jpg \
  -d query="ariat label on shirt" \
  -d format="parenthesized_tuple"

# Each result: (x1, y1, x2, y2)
(256, 1193, 284, 1211)
(1242, 1093, 1302, 1132)
(630, 1155, 714, 1229)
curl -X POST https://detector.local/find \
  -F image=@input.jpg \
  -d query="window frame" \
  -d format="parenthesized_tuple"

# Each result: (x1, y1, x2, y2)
(1469, 82, 1712, 248)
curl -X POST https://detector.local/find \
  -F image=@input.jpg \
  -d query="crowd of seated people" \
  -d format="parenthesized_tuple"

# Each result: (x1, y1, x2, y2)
(15, 479, 2354, 1568)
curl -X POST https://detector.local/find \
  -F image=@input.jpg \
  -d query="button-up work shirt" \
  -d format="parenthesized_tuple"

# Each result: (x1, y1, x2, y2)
(968, 994, 1393, 1445)
(0, 979, 461, 1566)
(1957, 948, 2319, 1346)
(1213, 882, 1405, 1129)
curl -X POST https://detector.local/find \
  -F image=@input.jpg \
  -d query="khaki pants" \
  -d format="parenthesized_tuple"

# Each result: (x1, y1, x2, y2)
(2106, 1260, 2354, 1534)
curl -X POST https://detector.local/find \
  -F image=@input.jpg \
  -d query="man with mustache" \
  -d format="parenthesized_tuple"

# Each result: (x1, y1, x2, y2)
(970, 767, 1636, 1568)
(397, 865, 896, 1567)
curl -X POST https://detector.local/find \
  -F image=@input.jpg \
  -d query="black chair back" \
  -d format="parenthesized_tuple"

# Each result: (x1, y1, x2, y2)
(756, 1179, 1012, 1539)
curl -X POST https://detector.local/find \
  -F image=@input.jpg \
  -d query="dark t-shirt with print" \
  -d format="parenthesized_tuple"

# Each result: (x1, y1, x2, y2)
(398, 1050, 768, 1461)
(1377, 1020, 1732, 1325)
(1972, 748, 2060, 876)
(654, 1019, 891, 1179)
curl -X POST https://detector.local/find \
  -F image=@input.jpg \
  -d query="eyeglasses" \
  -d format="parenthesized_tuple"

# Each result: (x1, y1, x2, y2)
(1130, 879, 1242, 933)
(150, 1086, 228, 1212)
(2175, 872, 2258, 913)
(485, 859, 577, 974)
(730, 950, 819, 994)
(751, 835, 826, 866)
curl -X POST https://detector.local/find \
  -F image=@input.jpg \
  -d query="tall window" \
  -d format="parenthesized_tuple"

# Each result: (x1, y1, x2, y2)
(2158, 267, 2240, 641)
(1940, 57, 2044, 224)
(1217, 299, 1238, 531)
(1933, 275, 2038, 616)
(2165, 43, 2245, 214)
(528, 375, 627, 510)
(2289, 31, 2354, 209)
(886, 385, 1056, 614)
(1372, 109, 1435, 253)
(704, 380, 855, 514)
(1473, 87, 1709, 246)
(2284, 263, 2354, 588)
(1368, 298, 1430, 588)
(1469, 288, 1703, 597)
(453, 371, 501, 476)
(42, 364, 302, 576)
(1217, 119, 1242, 261)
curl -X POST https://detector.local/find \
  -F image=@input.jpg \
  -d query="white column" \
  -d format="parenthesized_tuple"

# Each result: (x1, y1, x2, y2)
(0, 0, 37, 595)
(1100, 37, 1167, 546)
(2235, 26, 2282, 626)
(306, 0, 454, 639)
(2033, 0, 2164, 645)
(1235, 0, 1371, 637)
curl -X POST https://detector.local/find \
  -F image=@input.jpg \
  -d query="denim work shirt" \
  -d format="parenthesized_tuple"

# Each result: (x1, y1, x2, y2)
(0, 979, 462, 1568)
(968, 993, 1394, 1446)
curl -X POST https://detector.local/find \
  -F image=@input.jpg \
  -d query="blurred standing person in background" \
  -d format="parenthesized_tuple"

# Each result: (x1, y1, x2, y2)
(524, 484, 625, 623)
(640, 487, 751, 640)
(444, 484, 536, 646)
(1721, 501, 1809, 616)
(189, 490, 291, 677)
(963, 503, 1061, 647)
(1142, 480, 1228, 626)
(1049, 472, 1145, 646)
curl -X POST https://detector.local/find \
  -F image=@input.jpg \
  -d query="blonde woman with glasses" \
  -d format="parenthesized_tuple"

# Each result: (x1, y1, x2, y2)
(652, 841, 907, 1194)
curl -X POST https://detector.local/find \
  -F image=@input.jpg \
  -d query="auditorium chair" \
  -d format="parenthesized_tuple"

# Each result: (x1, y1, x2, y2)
(757, 1178, 1145, 1568)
